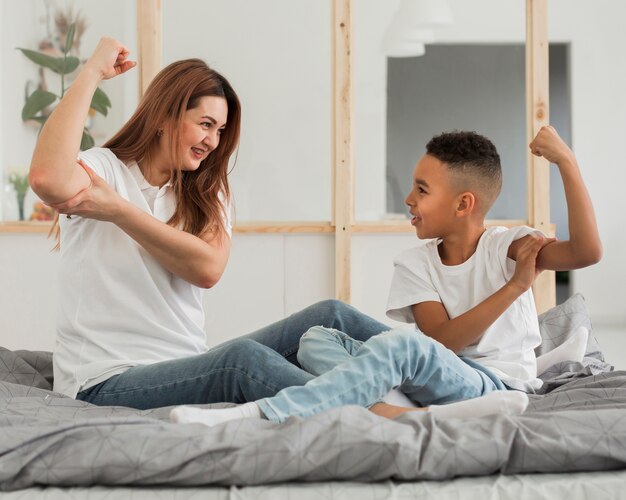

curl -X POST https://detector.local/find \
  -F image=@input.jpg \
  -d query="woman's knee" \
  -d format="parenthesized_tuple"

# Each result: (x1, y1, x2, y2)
(305, 299, 353, 322)
(214, 338, 269, 366)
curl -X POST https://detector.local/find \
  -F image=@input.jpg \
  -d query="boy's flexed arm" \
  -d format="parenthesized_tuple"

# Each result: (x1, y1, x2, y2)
(510, 126, 602, 271)
(412, 235, 547, 352)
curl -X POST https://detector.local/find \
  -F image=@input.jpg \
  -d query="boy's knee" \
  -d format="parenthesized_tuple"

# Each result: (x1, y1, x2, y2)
(373, 327, 424, 349)
(300, 325, 334, 345)
(297, 327, 331, 364)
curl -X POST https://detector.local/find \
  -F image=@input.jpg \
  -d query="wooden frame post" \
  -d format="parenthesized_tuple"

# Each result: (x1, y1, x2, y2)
(526, 0, 556, 313)
(332, 0, 354, 302)
(137, 0, 162, 96)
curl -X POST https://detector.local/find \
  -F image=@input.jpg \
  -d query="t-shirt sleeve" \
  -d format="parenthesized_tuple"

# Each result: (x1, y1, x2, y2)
(491, 225, 545, 278)
(219, 192, 233, 238)
(386, 247, 441, 324)
(77, 148, 118, 187)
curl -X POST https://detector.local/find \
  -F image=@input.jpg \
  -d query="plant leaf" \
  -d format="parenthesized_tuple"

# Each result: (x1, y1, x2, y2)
(80, 130, 95, 151)
(17, 48, 62, 73)
(17, 48, 80, 75)
(59, 56, 80, 74)
(64, 23, 76, 55)
(22, 89, 57, 121)
(93, 87, 112, 107)
(90, 88, 111, 116)
(30, 116, 48, 125)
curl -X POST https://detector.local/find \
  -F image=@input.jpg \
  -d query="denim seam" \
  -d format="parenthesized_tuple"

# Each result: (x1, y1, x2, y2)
(94, 366, 284, 397)
(281, 346, 298, 358)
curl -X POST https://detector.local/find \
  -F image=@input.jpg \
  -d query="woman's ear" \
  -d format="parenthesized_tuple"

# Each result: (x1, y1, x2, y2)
(158, 119, 173, 138)
(455, 192, 476, 217)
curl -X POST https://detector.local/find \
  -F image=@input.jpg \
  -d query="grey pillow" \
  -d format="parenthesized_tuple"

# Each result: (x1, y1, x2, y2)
(536, 292, 593, 356)
(536, 293, 613, 388)
(0, 347, 54, 390)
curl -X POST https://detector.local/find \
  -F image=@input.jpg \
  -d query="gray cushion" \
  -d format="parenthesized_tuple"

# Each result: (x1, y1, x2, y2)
(0, 347, 53, 390)
(536, 293, 613, 388)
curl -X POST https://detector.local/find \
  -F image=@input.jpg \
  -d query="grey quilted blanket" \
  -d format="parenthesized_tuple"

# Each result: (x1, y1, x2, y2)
(1, 372, 626, 491)
(1, 294, 624, 491)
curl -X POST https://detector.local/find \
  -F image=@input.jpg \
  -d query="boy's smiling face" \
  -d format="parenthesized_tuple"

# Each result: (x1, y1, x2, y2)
(405, 154, 460, 240)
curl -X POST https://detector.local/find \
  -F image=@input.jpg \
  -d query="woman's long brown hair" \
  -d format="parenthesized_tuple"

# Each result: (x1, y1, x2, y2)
(50, 59, 241, 246)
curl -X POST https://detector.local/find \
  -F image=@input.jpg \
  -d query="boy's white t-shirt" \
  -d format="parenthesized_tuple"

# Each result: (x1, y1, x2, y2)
(386, 226, 543, 392)
(53, 148, 232, 398)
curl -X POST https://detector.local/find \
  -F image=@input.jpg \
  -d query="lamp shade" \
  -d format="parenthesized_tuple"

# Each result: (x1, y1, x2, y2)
(384, 27, 435, 46)
(393, 0, 453, 30)
(383, 0, 453, 57)
(386, 40, 426, 58)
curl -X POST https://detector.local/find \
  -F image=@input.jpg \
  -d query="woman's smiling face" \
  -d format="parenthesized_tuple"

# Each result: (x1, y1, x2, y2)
(178, 95, 228, 171)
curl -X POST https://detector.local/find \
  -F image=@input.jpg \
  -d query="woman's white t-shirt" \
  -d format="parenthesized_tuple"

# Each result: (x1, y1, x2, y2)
(386, 226, 543, 392)
(53, 148, 232, 398)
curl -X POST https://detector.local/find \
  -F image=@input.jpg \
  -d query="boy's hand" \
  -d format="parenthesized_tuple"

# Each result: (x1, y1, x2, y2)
(509, 233, 555, 293)
(529, 125, 575, 166)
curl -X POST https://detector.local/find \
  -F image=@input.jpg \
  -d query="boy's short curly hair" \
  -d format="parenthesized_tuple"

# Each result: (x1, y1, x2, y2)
(426, 131, 502, 214)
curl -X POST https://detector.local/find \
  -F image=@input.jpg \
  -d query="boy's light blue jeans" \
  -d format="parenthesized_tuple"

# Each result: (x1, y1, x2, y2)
(77, 300, 389, 409)
(256, 326, 506, 423)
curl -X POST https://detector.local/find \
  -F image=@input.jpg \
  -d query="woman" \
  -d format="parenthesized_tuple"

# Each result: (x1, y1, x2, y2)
(29, 38, 387, 409)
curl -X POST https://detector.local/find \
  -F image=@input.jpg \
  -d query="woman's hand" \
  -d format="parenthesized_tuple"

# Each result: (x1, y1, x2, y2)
(83, 37, 136, 81)
(49, 161, 128, 222)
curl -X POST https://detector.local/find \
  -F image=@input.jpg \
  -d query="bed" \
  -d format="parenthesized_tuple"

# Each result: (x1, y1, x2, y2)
(1, 294, 625, 498)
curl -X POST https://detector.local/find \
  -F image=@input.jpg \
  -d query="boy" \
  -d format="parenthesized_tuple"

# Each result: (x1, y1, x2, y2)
(171, 126, 601, 426)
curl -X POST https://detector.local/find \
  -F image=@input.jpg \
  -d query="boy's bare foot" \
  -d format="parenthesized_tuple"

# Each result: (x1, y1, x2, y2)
(369, 402, 425, 419)
(370, 391, 529, 420)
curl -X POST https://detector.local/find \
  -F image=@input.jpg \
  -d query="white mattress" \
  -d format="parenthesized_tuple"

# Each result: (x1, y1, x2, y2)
(6, 470, 626, 499)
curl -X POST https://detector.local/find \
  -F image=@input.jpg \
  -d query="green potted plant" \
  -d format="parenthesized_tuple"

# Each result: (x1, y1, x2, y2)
(18, 22, 111, 150)
(7, 171, 29, 221)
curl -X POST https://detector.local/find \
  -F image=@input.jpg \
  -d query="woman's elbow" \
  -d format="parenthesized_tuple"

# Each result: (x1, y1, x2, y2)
(28, 169, 49, 200)
(196, 269, 224, 289)
(28, 168, 64, 204)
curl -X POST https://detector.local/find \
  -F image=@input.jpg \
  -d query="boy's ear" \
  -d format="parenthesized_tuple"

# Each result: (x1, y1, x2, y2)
(455, 192, 476, 217)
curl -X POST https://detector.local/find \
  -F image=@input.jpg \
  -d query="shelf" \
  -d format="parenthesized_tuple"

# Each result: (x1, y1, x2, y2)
(0, 219, 530, 235)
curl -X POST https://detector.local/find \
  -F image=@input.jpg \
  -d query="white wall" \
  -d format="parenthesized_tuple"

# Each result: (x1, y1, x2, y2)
(1, 1, 625, 356)
(548, 1, 626, 324)
(0, 0, 135, 185)
(0, 0, 4, 221)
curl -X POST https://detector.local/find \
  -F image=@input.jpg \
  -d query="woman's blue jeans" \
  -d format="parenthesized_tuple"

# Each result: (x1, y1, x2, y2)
(256, 326, 506, 423)
(76, 300, 389, 409)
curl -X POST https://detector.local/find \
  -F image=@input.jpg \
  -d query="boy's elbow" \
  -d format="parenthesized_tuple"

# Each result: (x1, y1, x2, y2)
(586, 243, 603, 266)
(575, 243, 602, 268)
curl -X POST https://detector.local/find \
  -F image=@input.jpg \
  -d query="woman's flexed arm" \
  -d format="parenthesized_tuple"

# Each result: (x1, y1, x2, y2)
(29, 38, 135, 204)
(51, 162, 231, 288)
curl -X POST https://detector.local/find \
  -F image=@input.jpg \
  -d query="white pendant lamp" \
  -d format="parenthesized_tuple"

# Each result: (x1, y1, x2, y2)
(384, 0, 453, 58)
